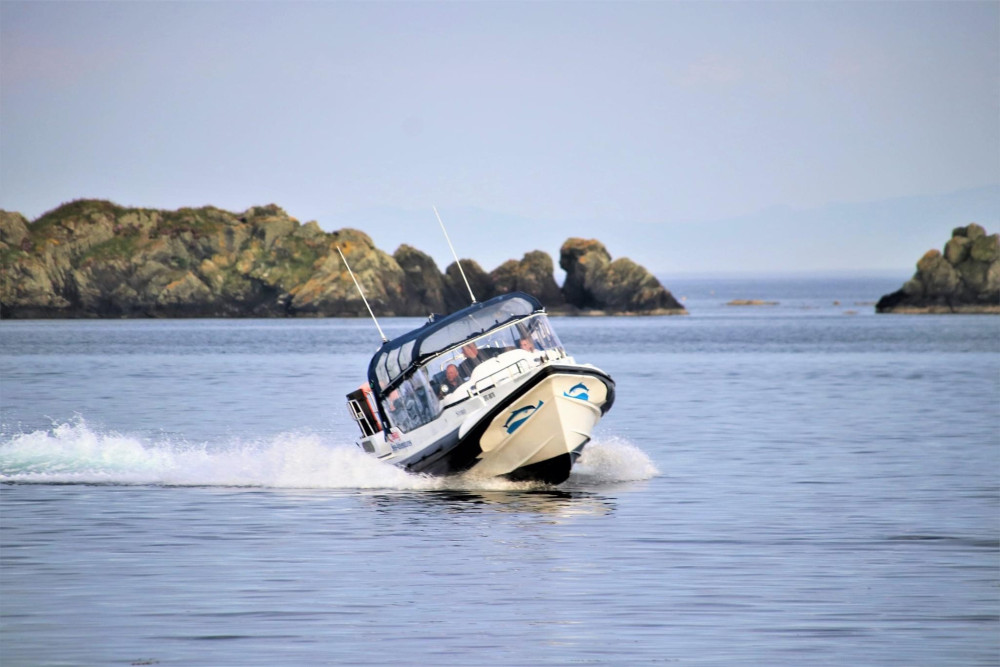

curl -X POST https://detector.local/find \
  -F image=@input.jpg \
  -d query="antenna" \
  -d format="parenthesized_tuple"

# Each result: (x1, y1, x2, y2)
(433, 206, 477, 304)
(337, 246, 388, 343)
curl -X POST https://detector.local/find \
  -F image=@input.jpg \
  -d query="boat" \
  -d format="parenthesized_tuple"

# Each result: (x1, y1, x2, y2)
(345, 291, 615, 484)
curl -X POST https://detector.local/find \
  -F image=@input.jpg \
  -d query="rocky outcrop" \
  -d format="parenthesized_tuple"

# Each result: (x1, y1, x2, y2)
(490, 251, 565, 307)
(559, 238, 686, 314)
(0, 200, 413, 318)
(443, 259, 495, 311)
(560, 238, 611, 309)
(394, 244, 446, 314)
(289, 228, 409, 317)
(876, 223, 999, 313)
(1, 199, 683, 318)
(1, 211, 30, 248)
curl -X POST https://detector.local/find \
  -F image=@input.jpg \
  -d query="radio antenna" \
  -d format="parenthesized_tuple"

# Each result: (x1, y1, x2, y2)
(433, 206, 477, 304)
(337, 246, 388, 343)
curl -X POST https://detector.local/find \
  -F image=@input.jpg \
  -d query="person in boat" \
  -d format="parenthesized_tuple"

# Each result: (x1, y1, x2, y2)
(516, 335, 546, 364)
(458, 341, 501, 379)
(384, 389, 405, 426)
(438, 364, 463, 397)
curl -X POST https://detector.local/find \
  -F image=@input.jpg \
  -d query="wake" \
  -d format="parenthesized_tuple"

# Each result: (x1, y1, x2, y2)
(0, 420, 658, 490)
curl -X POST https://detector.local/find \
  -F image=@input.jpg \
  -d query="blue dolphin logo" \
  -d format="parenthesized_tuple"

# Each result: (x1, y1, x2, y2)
(563, 382, 590, 401)
(503, 400, 544, 434)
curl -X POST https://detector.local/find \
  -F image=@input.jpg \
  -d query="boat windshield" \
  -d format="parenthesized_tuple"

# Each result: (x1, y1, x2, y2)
(380, 313, 565, 433)
(369, 293, 542, 395)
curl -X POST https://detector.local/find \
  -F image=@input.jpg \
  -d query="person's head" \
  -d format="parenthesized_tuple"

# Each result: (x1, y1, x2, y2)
(462, 342, 479, 359)
(445, 364, 460, 385)
(518, 337, 535, 352)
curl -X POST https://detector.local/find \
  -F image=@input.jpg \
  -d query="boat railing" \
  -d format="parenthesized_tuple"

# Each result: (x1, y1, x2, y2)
(347, 399, 376, 436)
(472, 358, 533, 396)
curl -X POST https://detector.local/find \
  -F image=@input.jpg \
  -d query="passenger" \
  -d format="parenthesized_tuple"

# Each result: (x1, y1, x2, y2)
(518, 337, 536, 352)
(459, 341, 499, 378)
(439, 364, 463, 397)
(385, 389, 406, 429)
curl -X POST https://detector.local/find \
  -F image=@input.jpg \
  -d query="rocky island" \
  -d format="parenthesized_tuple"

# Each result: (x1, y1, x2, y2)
(0, 200, 686, 319)
(876, 223, 999, 314)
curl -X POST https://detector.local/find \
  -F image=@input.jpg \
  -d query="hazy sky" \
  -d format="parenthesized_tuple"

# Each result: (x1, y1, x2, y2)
(2, 1, 998, 275)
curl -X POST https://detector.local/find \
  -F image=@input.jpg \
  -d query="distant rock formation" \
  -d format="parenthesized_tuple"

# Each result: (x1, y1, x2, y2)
(876, 223, 999, 314)
(443, 259, 495, 311)
(559, 238, 686, 314)
(290, 228, 409, 317)
(394, 244, 446, 314)
(0, 201, 412, 318)
(1, 199, 685, 318)
(490, 251, 565, 308)
(560, 238, 612, 309)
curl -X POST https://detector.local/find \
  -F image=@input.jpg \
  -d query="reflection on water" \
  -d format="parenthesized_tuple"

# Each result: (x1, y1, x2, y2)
(364, 488, 619, 519)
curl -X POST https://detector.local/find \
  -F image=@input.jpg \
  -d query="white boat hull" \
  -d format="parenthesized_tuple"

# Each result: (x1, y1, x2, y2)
(468, 372, 609, 481)
(365, 363, 614, 485)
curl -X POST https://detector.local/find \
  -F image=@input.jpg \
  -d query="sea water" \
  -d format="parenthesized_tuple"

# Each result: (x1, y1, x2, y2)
(1, 276, 998, 666)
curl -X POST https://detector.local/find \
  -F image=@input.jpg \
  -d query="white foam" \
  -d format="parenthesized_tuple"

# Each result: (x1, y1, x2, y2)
(571, 435, 660, 483)
(0, 420, 657, 489)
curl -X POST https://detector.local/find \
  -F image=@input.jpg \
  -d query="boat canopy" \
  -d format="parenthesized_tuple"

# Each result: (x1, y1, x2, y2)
(367, 292, 543, 397)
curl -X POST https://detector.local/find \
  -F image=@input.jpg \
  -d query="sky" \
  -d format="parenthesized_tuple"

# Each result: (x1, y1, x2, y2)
(2, 1, 998, 276)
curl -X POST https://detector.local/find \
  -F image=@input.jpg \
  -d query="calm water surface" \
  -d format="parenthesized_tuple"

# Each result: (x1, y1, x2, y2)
(2, 278, 998, 665)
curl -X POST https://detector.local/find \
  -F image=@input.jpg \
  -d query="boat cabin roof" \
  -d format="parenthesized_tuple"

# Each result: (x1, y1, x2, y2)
(367, 292, 543, 396)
